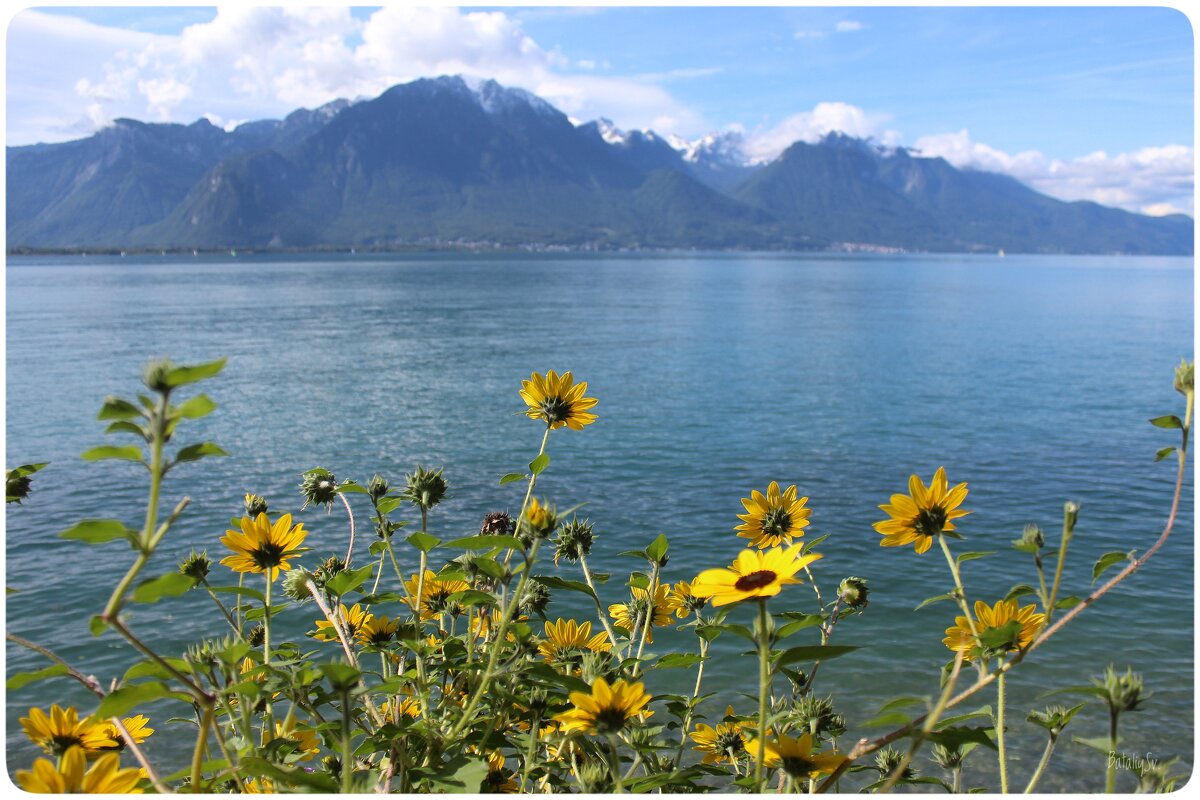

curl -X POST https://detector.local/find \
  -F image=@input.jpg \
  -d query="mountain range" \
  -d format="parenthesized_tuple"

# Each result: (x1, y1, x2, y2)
(6, 76, 1193, 254)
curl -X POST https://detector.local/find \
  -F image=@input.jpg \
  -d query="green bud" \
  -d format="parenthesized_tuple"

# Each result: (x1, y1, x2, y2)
(554, 516, 595, 563)
(141, 358, 175, 394)
(403, 465, 448, 512)
(179, 550, 211, 582)
(874, 747, 914, 779)
(931, 743, 965, 770)
(1174, 359, 1194, 396)
(518, 579, 552, 617)
(282, 568, 315, 603)
(837, 576, 869, 609)
(1095, 664, 1147, 713)
(367, 474, 389, 502)
(1021, 523, 1044, 549)
(243, 492, 269, 517)
(247, 625, 265, 647)
(299, 468, 339, 509)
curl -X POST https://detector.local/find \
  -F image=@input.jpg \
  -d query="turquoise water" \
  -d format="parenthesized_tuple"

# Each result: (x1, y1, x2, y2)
(5, 252, 1193, 790)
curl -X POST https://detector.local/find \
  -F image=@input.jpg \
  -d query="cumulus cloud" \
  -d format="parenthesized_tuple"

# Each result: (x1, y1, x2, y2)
(835, 20, 863, 32)
(742, 102, 901, 163)
(914, 129, 1194, 215)
(9, 6, 709, 142)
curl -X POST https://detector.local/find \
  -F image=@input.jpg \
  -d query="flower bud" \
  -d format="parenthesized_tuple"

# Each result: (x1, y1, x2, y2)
(282, 568, 315, 603)
(141, 358, 175, 394)
(247, 625, 266, 647)
(1174, 359, 1194, 397)
(519, 497, 558, 545)
(554, 517, 595, 563)
(1021, 524, 1044, 549)
(874, 747, 915, 779)
(367, 474, 389, 502)
(299, 469, 339, 509)
(931, 743, 965, 770)
(243, 493, 269, 518)
(179, 550, 211, 582)
(480, 511, 515, 536)
(403, 465, 448, 512)
(837, 576, 869, 609)
(518, 579, 552, 617)
(1096, 665, 1146, 713)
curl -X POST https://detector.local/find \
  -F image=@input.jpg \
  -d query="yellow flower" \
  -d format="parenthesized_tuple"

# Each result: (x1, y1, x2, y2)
(519, 370, 598, 430)
(691, 545, 821, 606)
(554, 677, 652, 735)
(403, 570, 471, 620)
(357, 613, 400, 647)
(16, 746, 144, 793)
(523, 497, 558, 537)
(668, 580, 707, 618)
(690, 707, 753, 765)
(20, 705, 116, 757)
(745, 731, 846, 778)
(736, 481, 812, 548)
(273, 720, 320, 762)
(314, 603, 370, 642)
(220, 512, 307, 580)
(874, 467, 969, 554)
(944, 599, 1046, 660)
(243, 777, 275, 793)
(609, 584, 676, 643)
(481, 751, 519, 793)
(102, 715, 154, 750)
(538, 619, 611, 664)
(381, 694, 422, 720)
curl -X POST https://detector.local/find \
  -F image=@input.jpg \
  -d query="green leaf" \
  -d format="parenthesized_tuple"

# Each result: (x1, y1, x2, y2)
(443, 535, 523, 551)
(376, 496, 405, 515)
(864, 711, 913, 728)
(645, 533, 669, 563)
(957, 551, 995, 566)
(7, 665, 70, 690)
(1054, 595, 1083, 610)
(655, 653, 706, 669)
(163, 358, 227, 388)
(97, 681, 180, 717)
(775, 644, 858, 666)
(426, 754, 491, 793)
(104, 420, 148, 439)
(1155, 446, 1178, 461)
(529, 453, 550, 475)
(81, 445, 143, 463)
(123, 658, 193, 682)
(59, 519, 138, 545)
(928, 725, 997, 751)
(406, 532, 440, 553)
(1149, 415, 1183, 429)
(936, 706, 993, 728)
(97, 397, 144, 420)
(977, 620, 1022, 650)
(89, 615, 107, 636)
(499, 472, 527, 485)
(533, 575, 598, 601)
(209, 585, 265, 603)
(914, 592, 955, 611)
(337, 480, 368, 494)
(319, 663, 361, 691)
(239, 757, 339, 792)
(1073, 735, 1118, 754)
(1093, 551, 1134, 583)
(132, 573, 197, 603)
(802, 533, 829, 554)
(1004, 583, 1037, 602)
(324, 564, 376, 597)
(776, 614, 824, 639)
(174, 441, 229, 463)
(174, 394, 217, 419)
(243, 603, 289, 621)
(446, 590, 497, 608)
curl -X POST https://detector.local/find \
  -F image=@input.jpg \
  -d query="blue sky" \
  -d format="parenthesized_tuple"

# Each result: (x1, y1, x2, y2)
(5, 5, 1195, 214)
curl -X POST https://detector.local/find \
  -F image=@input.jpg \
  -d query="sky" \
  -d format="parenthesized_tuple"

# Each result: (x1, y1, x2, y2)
(4, 4, 1195, 216)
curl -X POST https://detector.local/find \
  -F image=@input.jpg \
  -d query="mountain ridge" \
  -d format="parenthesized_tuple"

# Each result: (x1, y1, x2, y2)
(6, 75, 1193, 254)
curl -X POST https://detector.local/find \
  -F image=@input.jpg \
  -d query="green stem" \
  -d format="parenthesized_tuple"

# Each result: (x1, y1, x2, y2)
(202, 581, 240, 634)
(519, 709, 543, 791)
(754, 599, 771, 794)
(673, 636, 709, 767)
(1105, 710, 1119, 792)
(997, 670, 1009, 793)
(633, 563, 660, 666)
(341, 689, 354, 794)
(339, 492, 357, 568)
(190, 703, 214, 792)
(1023, 733, 1057, 793)
(580, 555, 621, 651)
(606, 734, 625, 794)
(1045, 504, 1077, 623)
(938, 533, 985, 676)
(371, 548, 387, 594)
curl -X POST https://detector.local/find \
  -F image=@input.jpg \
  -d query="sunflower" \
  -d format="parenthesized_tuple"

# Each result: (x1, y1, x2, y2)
(609, 584, 677, 643)
(470, 609, 526, 643)
(736, 482, 812, 548)
(101, 715, 154, 751)
(357, 614, 400, 647)
(538, 619, 611, 664)
(220, 512, 308, 580)
(554, 678, 652, 736)
(243, 777, 275, 793)
(481, 751, 519, 794)
(403, 570, 471, 620)
(944, 599, 1045, 660)
(314, 603, 370, 642)
(690, 707, 753, 765)
(20, 705, 116, 757)
(691, 545, 821, 606)
(874, 467, 969, 554)
(273, 720, 320, 762)
(668, 579, 707, 619)
(519, 370, 598, 431)
(746, 731, 846, 779)
(16, 747, 144, 794)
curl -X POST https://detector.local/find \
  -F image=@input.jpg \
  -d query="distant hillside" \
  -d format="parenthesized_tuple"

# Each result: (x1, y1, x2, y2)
(6, 76, 1192, 254)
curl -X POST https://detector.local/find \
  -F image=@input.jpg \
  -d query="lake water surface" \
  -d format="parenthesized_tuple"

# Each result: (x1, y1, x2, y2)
(5, 252, 1193, 790)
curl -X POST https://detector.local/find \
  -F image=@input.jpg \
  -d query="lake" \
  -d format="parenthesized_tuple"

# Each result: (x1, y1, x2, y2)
(5, 252, 1193, 790)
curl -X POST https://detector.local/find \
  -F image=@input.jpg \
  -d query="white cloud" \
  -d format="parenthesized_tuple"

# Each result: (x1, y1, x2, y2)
(835, 20, 863, 33)
(743, 102, 901, 162)
(914, 129, 1194, 214)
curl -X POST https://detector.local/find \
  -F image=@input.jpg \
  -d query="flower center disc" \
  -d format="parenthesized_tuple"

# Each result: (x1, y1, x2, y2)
(761, 508, 793, 536)
(734, 570, 778, 591)
(914, 506, 947, 537)
(539, 396, 572, 422)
